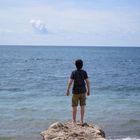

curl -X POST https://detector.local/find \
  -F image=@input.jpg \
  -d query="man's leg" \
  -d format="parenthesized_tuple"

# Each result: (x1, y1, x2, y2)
(80, 94, 86, 124)
(72, 94, 78, 126)
(72, 106, 77, 125)
(80, 105, 85, 124)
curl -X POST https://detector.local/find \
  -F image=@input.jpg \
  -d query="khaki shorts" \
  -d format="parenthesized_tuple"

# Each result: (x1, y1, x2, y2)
(72, 93, 86, 107)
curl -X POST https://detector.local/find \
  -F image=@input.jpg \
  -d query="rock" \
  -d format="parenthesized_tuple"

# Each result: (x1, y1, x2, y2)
(40, 121, 106, 140)
(49, 122, 64, 129)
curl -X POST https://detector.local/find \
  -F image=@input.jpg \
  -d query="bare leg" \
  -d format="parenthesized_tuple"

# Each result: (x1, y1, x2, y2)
(80, 106, 85, 124)
(72, 106, 77, 126)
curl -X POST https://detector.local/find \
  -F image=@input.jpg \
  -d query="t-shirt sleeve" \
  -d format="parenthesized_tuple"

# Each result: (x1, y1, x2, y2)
(84, 71, 88, 79)
(70, 71, 74, 79)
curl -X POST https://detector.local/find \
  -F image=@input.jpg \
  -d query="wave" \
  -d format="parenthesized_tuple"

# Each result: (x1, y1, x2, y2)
(0, 136, 16, 140)
(128, 119, 140, 124)
(0, 87, 24, 92)
(96, 86, 140, 92)
(25, 58, 62, 62)
(109, 137, 140, 140)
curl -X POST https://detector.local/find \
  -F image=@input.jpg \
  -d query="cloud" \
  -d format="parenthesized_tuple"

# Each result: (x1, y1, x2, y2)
(30, 19, 48, 34)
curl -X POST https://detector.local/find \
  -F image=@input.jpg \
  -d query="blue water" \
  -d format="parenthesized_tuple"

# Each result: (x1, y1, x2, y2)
(0, 45, 140, 140)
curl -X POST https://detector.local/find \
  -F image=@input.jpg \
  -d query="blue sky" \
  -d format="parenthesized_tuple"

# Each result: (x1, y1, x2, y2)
(0, 0, 140, 46)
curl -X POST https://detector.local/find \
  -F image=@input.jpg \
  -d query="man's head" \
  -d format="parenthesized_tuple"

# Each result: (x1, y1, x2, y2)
(75, 59, 83, 70)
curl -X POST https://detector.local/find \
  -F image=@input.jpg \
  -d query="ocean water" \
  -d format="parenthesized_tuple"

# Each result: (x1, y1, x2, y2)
(0, 45, 140, 140)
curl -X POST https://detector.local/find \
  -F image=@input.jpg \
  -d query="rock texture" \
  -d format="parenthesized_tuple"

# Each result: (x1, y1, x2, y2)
(41, 122, 106, 140)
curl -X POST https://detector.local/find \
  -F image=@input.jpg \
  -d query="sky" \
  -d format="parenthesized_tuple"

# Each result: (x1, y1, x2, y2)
(0, 0, 140, 46)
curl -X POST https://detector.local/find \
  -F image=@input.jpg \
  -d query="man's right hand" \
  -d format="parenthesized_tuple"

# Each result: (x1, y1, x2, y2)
(66, 90, 70, 96)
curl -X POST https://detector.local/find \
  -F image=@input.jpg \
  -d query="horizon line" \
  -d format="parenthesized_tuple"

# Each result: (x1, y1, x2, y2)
(0, 44, 140, 48)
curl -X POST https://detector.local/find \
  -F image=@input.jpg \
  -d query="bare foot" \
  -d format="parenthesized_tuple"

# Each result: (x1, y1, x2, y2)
(80, 122, 88, 127)
(72, 121, 76, 127)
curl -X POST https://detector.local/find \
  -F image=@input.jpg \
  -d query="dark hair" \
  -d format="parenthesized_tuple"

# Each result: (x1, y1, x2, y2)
(75, 59, 83, 70)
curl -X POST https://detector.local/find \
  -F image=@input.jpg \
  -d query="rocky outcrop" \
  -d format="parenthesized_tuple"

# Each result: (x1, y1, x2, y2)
(40, 122, 106, 140)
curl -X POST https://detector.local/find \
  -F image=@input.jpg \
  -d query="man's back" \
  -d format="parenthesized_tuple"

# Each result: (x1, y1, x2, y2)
(70, 69, 88, 94)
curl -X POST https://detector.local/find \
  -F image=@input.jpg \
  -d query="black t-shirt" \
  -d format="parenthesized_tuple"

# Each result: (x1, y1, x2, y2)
(70, 69, 88, 94)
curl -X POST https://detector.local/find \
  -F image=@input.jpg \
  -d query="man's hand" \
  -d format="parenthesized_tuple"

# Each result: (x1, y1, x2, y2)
(66, 90, 70, 96)
(85, 79, 90, 96)
(66, 79, 73, 96)
(87, 91, 90, 96)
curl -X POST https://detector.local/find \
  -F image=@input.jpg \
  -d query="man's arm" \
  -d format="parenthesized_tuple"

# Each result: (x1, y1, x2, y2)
(66, 79, 73, 96)
(85, 79, 90, 96)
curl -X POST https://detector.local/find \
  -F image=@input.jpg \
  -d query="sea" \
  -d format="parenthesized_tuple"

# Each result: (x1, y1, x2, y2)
(0, 45, 140, 140)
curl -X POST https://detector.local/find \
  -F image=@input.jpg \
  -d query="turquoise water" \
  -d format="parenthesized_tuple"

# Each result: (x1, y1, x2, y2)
(0, 45, 140, 140)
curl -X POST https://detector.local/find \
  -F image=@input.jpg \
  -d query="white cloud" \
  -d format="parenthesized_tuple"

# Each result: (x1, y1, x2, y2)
(30, 19, 48, 34)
